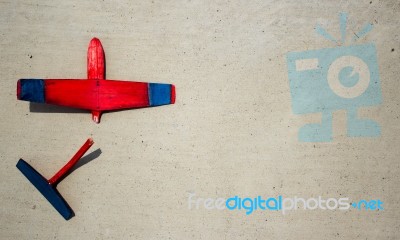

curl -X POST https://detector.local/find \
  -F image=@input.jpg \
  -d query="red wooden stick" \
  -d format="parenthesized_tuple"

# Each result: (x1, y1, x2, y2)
(48, 138, 94, 185)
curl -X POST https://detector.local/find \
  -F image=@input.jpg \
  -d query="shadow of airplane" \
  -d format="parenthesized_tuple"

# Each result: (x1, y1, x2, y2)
(30, 102, 88, 113)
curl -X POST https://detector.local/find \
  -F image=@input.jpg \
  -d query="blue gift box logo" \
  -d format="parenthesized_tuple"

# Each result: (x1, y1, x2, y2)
(287, 13, 382, 142)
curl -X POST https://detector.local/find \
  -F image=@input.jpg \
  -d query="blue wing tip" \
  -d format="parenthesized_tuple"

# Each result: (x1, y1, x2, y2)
(148, 83, 175, 106)
(17, 79, 45, 103)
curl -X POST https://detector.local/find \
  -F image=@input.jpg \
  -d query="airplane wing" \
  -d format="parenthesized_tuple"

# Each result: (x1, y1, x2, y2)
(17, 78, 175, 116)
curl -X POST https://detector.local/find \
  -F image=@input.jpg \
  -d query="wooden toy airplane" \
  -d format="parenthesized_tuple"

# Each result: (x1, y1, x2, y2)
(17, 38, 175, 123)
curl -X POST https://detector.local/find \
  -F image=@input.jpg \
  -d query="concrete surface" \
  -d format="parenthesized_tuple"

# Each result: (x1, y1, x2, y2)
(0, 0, 399, 239)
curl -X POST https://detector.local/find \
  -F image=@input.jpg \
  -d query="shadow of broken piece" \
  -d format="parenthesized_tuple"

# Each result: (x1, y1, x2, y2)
(71, 148, 102, 172)
(54, 148, 102, 185)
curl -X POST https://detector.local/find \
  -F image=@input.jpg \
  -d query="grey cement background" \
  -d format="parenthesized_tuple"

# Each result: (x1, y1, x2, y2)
(1, 0, 399, 239)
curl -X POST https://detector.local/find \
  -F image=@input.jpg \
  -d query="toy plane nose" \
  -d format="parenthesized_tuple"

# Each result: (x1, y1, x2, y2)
(17, 79, 45, 103)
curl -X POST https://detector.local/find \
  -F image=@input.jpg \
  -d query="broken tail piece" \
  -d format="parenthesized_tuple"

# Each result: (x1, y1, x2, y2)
(16, 138, 94, 220)
(92, 111, 101, 123)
